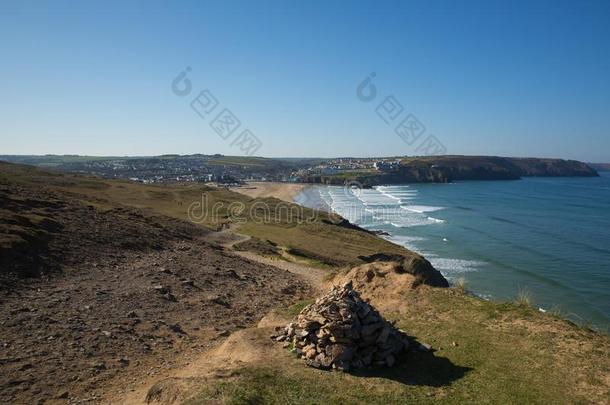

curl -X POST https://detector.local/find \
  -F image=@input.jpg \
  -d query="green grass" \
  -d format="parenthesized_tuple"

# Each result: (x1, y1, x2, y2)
(514, 287, 533, 307)
(453, 277, 466, 294)
(186, 288, 610, 404)
(277, 299, 315, 318)
(0, 154, 130, 167)
(0, 162, 418, 267)
(206, 156, 271, 167)
(323, 169, 378, 179)
(237, 220, 411, 268)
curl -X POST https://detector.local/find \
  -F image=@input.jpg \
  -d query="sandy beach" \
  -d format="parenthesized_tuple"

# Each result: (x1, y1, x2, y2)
(232, 182, 307, 202)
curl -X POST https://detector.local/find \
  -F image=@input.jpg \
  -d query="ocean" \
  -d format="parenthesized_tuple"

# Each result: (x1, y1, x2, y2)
(295, 172, 610, 330)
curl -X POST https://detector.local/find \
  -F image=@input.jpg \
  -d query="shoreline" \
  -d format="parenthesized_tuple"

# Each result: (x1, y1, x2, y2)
(288, 180, 610, 331)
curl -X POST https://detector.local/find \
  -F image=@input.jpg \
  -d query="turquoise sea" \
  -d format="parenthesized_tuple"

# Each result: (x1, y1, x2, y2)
(295, 172, 610, 330)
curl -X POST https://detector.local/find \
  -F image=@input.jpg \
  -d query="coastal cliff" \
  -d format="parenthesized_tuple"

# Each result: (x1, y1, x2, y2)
(304, 156, 598, 186)
(589, 162, 610, 172)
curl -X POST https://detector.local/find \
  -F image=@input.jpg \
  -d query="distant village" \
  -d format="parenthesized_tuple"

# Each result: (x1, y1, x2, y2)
(13, 155, 404, 186)
(296, 158, 400, 177)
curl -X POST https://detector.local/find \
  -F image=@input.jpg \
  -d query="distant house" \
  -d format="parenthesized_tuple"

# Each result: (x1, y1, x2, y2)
(373, 161, 399, 171)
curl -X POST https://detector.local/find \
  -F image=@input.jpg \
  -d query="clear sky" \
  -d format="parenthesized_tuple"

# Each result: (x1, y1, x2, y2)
(1, 0, 609, 161)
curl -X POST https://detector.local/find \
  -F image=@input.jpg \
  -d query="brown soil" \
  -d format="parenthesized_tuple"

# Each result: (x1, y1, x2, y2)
(330, 261, 421, 312)
(0, 171, 311, 404)
(120, 318, 288, 405)
(0, 181, 201, 283)
(113, 262, 432, 404)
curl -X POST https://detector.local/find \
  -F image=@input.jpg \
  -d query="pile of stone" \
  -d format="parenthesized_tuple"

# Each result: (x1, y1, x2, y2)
(271, 281, 409, 371)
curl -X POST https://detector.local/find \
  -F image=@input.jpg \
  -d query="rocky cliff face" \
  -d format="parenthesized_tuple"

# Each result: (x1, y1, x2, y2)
(357, 253, 449, 288)
(509, 157, 599, 177)
(305, 156, 598, 186)
(588, 162, 610, 171)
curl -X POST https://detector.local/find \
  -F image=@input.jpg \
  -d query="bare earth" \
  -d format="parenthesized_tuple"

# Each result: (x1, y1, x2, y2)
(115, 229, 327, 404)
(232, 182, 307, 203)
(0, 177, 313, 404)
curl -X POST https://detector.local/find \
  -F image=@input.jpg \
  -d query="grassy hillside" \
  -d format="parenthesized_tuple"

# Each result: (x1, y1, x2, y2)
(0, 154, 128, 167)
(186, 282, 610, 404)
(0, 162, 417, 269)
(0, 154, 301, 170)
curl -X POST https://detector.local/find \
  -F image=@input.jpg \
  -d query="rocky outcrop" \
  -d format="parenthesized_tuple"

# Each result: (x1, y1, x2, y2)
(509, 157, 599, 177)
(358, 252, 449, 287)
(271, 282, 410, 371)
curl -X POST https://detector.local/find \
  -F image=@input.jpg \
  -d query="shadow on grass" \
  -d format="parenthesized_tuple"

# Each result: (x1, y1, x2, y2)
(348, 348, 472, 387)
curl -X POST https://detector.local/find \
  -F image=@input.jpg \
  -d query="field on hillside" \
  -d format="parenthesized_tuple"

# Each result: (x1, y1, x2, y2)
(186, 285, 610, 404)
(174, 262, 610, 404)
(0, 162, 417, 269)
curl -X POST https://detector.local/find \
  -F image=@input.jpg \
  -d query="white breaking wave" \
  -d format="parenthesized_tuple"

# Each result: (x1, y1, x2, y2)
(387, 236, 486, 277)
(319, 185, 447, 229)
(400, 205, 446, 213)
(427, 257, 485, 274)
(375, 186, 418, 204)
(389, 218, 441, 228)
(320, 184, 488, 281)
(384, 234, 427, 250)
(427, 216, 446, 223)
(355, 191, 399, 206)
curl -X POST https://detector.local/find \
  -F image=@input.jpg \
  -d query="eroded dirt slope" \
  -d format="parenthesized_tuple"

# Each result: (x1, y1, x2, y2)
(0, 164, 310, 404)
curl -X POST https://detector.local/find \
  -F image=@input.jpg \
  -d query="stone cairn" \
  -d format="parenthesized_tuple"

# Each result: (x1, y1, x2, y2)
(271, 281, 409, 371)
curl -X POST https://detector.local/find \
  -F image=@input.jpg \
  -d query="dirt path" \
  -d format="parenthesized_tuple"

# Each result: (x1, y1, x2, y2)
(0, 236, 311, 405)
(222, 225, 326, 289)
(219, 227, 250, 250)
(214, 224, 326, 289)
(107, 228, 328, 404)
(234, 250, 326, 291)
(116, 314, 291, 405)
(116, 236, 326, 404)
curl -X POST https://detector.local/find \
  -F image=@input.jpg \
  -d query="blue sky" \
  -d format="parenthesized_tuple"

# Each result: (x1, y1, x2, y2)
(1, 0, 609, 161)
